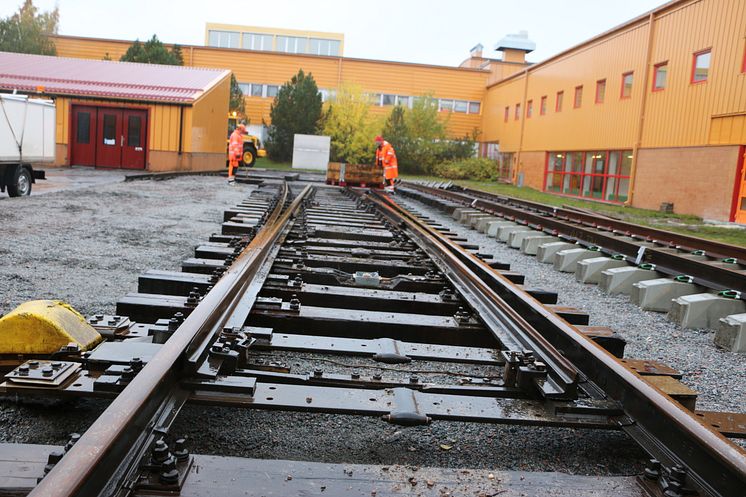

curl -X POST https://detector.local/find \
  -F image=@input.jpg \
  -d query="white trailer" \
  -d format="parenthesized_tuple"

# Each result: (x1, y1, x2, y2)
(0, 94, 54, 196)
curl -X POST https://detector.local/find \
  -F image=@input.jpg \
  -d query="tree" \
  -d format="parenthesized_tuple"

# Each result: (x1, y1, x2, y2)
(266, 69, 322, 162)
(382, 104, 408, 154)
(229, 75, 246, 117)
(120, 35, 183, 65)
(0, 0, 59, 55)
(321, 84, 381, 165)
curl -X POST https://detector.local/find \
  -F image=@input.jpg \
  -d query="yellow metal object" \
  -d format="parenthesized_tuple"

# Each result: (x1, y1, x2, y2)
(0, 300, 102, 355)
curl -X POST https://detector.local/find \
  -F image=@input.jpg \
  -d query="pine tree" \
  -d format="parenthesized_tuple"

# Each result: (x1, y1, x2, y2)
(0, 0, 59, 55)
(120, 35, 183, 65)
(229, 75, 246, 117)
(266, 69, 322, 162)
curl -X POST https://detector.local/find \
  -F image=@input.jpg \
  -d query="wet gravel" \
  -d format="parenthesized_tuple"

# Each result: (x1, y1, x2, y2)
(0, 177, 738, 475)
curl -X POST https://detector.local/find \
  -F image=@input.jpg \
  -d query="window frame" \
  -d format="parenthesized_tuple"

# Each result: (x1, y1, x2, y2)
(540, 95, 547, 116)
(504, 106, 510, 122)
(595, 79, 606, 104)
(514, 102, 521, 120)
(690, 48, 711, 84)
(526, 99, 533, 118)
(543, 150, 633, 203)
(620, 71, 633, 99)
(555, 91, 564, 112)
(573, 85, 583, 109)
(652, 61, 668, 92)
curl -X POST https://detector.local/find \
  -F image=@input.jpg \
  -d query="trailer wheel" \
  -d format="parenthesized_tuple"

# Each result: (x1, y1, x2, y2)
(7, 166, 32, 197)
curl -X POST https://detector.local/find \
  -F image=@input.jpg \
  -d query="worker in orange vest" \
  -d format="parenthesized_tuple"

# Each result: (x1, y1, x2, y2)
(228, 123, 247, 184)
(375, 135, 398, 192)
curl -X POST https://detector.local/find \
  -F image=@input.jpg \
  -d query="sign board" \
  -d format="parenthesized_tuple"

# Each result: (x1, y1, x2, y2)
(292, 134, 330, 170)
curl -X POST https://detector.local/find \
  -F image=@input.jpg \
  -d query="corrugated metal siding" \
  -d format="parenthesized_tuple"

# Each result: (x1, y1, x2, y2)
(190, 74, 231, 153)
(643, 0, 746, 147)
(54, 97, 182, 152)
(710, 114, 746, 144)
(51, 35, 488, 138)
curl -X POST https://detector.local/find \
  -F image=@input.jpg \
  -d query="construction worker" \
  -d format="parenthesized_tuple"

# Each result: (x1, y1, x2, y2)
(375, 135, 398, 193)
(227, 123, 246, 184)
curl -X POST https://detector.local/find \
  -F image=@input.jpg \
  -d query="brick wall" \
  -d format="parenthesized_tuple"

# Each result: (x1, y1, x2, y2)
(633, 146, 740, 221)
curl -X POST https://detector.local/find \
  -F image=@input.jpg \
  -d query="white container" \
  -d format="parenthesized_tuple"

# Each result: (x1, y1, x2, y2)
(0, 94, 55, 164)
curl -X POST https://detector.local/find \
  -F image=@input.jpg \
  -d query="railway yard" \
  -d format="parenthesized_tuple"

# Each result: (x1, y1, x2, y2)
(0, 170, 745, 497)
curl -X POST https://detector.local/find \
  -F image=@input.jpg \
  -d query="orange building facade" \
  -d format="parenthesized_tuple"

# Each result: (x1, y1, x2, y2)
(48, 0, 746, 222)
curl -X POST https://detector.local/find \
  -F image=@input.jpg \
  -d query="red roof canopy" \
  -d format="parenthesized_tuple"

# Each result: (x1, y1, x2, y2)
(0, 51, 230, 104)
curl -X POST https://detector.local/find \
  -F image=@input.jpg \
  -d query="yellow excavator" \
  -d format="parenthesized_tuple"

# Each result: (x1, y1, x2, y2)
(227, 113, 266, 167)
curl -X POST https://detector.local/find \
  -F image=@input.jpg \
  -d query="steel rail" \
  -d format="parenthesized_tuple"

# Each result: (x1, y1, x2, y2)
(455, 185, 746, 261)
(407, 183, 746, 294)
(360, 189, 579, 398)
(371, 189, 746, 497)
(29, 183, 313, 497)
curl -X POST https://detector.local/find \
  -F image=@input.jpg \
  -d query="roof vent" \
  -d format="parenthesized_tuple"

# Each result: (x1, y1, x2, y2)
(495, 31, 535, 53)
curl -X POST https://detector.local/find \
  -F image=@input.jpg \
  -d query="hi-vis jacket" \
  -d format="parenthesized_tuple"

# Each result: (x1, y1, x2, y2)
(228, 129, 244, 161)
(375, 140, 399, 180)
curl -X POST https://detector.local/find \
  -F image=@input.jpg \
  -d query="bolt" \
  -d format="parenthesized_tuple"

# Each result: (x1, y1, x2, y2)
(372, 374, 382, 381)
(644, 459, 661, 480)
(130, 357, 143, 371)
(28, 360, 39, 368)
(663, 480, 683, 497)
(159, 455, 180, 484)
(51, 362, 62, 369)
(121, 367, 135, 382)
(351, 371, 360, 380)
(289, 294, 301, 311)
(41, 366, 54, 377)
(47, 451, 63, 465)
(409, 376, 419, 384)
(670, 465, 687, 484)
(168, 318, 180, 332)
(151, 440, 170, 464)
(95, 314, 104, 320)
(64, 433, 81, 453)
(313, 369, 323, 378)
(173, 438, 189, 462)
(173, 312, 184, 324)
(17, 364, 30, 376)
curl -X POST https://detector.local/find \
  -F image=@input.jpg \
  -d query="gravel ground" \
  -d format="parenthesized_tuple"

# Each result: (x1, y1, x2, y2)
(396, 195, 746, 415)
(0, 177, 737, 477)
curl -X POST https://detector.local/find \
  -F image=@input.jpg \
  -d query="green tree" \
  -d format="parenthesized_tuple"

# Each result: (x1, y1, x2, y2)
(229, 74, 246, 117)
(266, 69, 322, 162)
(321, 84, 381, 164)
(120, 35, 183, 65)
(382, 104, 408, 153)
(0, 0, 59, 55)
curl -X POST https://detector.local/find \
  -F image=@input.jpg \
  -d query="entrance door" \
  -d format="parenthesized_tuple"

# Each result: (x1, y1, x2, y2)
(70, 106, 97, 166)
(733, 146, 746, 224)
(121, 109, 147, 169)
(95, 109, 123, 168)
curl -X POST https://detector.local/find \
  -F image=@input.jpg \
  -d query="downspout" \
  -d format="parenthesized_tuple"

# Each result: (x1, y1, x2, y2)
(514, 68, 530, 185)
(626, 12, 656, 206)
(178, 106, 184, 156)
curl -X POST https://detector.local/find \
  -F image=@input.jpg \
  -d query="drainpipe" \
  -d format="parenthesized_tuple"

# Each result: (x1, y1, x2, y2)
(178, 106, 184, 156)
(626, 12, 656, 206)
(514, 68, 530, 185)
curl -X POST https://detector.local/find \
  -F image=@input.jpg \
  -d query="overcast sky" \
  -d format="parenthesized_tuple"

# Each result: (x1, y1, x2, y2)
(3, 0, 667, 66)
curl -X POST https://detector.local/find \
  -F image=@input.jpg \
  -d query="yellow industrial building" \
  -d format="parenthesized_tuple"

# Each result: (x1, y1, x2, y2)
(40, 0, 746, 222)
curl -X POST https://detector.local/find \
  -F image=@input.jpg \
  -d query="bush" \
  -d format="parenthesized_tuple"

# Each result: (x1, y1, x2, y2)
(435, 157, 499, 181)
(320, 84, 381, 164)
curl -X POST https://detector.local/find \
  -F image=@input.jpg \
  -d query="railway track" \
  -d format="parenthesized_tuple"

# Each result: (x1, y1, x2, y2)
(1, 180, 745, 497)
(401, 182, 746, 339)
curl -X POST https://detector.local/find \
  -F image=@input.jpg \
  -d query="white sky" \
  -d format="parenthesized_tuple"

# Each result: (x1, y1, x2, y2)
(2, 0, 667, 66)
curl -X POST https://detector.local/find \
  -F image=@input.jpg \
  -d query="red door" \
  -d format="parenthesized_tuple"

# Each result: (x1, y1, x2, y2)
(121, 109, 147, 169)
(95, 109, 123, 168)
(70, 106, 97, 166)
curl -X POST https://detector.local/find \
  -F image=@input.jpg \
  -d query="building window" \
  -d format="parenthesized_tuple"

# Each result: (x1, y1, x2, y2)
(76, 112, 90, 144)
(396, 95, 410, 107)
(468, 102, 481, 114)
(544, 150, 632, 203)
(243, 33, 273, 51)
(526, 100, 533, 118)
(514, 103, 521, 120)
(574, 86, 583, 108)
(540, 96, 547, 116)
(369, 93, 382, 106)
(276, 36, 307, 54)
(453, 100, 468, 113)
(251, 84, 263, 97)
(266, 85, 279, 98)
(208, 30, 239, 48)
(621, 72, 633, 99)
(595, 79, 606, 104)
(691, 49, 711, 84)
(653, 62, 668, 91)
(504, 106, 510, 122)
(382, 94, 396, 106)
(439, 99, 454, 111)
(556, 91, 564, 112)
